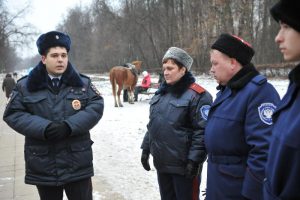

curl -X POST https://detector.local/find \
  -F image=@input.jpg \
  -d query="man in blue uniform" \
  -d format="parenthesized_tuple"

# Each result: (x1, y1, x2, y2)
(141, 47, 212, 200)
(205, 34, 280, 200)
(3, 31, 104, 200)
(264, 1, 300, 199)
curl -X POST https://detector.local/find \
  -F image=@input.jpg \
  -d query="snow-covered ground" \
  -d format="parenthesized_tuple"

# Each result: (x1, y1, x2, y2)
(89, 74, 289, 200)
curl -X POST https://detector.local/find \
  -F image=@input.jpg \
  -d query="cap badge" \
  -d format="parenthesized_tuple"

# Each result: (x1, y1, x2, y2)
(72, 99, 81, 110)
(55, 35, 59, 40)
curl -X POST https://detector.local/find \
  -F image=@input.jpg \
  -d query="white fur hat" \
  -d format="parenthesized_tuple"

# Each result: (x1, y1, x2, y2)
(162, 47, 193, 71)
(142, 71, 148, 76)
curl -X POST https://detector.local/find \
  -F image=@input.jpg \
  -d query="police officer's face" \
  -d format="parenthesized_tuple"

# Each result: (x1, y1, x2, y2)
(42, 46, 68, 76)
(162, 59, 186, 85)
(275, 22, 300, 62)
(210, 50, 236, 86)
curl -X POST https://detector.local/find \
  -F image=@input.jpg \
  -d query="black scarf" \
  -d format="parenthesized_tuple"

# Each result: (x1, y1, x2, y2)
(27, 61, 84, 92)
(155, 71, 195, 98)
(288, 63, 300, 87)
(217, 63, 259, 92)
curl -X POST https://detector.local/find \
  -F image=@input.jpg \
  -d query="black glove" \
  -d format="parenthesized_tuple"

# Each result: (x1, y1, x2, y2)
(141, 150, 151, 171)
(185, 160, 200, 179)
(45, 122, 71, 141)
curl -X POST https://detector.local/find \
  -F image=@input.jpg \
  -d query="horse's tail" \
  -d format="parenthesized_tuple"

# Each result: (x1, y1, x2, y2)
(109, 69, 117, 97)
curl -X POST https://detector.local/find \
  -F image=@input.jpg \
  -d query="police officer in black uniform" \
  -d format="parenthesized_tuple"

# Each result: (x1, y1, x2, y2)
(3, 31, 104, 200)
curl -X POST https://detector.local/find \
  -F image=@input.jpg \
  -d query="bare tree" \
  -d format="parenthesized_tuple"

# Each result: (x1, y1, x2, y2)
(0, 0, 37, 72)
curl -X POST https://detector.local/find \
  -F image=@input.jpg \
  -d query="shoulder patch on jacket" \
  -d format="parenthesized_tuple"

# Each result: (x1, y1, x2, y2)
(251, 75, 267, 85)
(91, 83, 101, 96)
(189, 83, 205, 94)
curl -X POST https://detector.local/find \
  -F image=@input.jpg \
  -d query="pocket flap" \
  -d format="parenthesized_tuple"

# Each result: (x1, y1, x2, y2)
(23, 96, 47, 103)
(218, 164, 245, 178)
(170, 100, 189, 107)
(70, 140, 93, 152)
(27, 145, 49, 155)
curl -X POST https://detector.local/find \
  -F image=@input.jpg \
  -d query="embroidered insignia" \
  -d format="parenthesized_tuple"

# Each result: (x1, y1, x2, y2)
(200, 105, 211, 120)
(91, 83, 101, 96)
(55, 35, 59, 39)
(258, 103, 276, 125)
(72, 99, 81, 110)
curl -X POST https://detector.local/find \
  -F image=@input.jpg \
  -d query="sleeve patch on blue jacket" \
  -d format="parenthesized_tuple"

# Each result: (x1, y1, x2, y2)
(258, 103, 276, 125)
(200, 105, 211, 120)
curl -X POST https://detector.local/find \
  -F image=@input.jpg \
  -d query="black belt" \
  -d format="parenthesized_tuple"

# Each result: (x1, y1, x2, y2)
(209, 154, 247, 164)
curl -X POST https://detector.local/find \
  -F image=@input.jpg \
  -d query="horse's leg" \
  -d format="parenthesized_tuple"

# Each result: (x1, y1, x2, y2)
(113, 85, 118, 107)
(117, 85, 123, 107)
(110, 71, 119, 107)
(113, 94, 118, 107)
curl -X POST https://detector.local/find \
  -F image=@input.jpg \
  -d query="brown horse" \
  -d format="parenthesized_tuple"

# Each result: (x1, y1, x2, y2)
(109, 61, 142, 107)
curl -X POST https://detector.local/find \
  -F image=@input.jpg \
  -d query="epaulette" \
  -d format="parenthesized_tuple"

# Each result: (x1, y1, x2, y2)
(79, 73, 90, 79)
(251, 75, 266, 85)
(17, 75, 28, 83)
(189, 83, 205, 94)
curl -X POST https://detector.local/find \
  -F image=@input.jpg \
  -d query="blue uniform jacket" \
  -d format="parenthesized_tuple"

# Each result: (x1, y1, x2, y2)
(205, 65, 280, 200)
(3, 61, 104, 186)
(141, 72, 212, 175)
(264, 64, 300, 199)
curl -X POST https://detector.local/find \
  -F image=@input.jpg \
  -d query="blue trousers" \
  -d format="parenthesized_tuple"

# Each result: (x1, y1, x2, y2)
(157, 172, 200, 200)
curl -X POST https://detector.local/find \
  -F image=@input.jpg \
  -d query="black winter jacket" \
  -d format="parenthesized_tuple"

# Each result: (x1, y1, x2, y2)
(141, 72, 212, 175)
(3, 61, 104, 186)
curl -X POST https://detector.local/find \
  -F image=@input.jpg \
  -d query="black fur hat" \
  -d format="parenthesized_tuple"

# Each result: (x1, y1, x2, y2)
(211, 33, 255, 65)
(36, 31, 71, 55)
(270, 0, 300, 32)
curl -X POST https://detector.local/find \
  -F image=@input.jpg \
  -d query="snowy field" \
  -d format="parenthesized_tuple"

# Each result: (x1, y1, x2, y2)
(89, 74, 288, 200)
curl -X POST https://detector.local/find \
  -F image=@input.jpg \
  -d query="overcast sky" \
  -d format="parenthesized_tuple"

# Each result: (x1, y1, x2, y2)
(7, 0, 93, 58)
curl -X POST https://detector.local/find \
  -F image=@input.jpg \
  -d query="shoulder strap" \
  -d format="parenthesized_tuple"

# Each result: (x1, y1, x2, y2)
(189, 83, 205, 94)
(251, 74, 267, 85)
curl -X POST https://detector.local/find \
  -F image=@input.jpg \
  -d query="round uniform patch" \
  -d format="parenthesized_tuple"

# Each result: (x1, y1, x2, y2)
(72, 99, 81, 110)
(200, 105, 211, 120)
(258, 103, 276, 125)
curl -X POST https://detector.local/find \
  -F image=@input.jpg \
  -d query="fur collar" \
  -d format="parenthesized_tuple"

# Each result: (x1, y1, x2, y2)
(289, 63, 300, 86)
(27, 61, 84, 92)
(217, 63, 259, 91)
(155, 71, 195, 97)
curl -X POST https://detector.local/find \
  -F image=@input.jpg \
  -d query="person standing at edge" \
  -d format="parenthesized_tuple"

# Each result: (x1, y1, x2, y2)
(2, 73, 16, 100)
(205, 34, 280, 200)
(3, 31, 104, 200)
(264, 1, 300, 199)
(140, 47, 212, 200)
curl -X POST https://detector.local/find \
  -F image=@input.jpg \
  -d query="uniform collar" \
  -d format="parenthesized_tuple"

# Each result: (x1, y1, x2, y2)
(27, 61, 84, 92)
(226, 63, 259, 91)
(288, 64, 300, 87)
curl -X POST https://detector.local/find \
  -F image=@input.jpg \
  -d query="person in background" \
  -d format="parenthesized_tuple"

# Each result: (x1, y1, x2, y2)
(141, 47, 212, 200)
(264, 1, 300, 199)
(205, 33, 280, 200)
(134, 70, 151, 101)
(2, 73, 16, 100)
(3, 31, 104, 200)
(158, 72, 165, 84)
(13, 72, 18, 79)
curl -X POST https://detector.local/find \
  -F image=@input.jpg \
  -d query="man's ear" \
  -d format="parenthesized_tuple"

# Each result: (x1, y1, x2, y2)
(231, 58, 239, 67)
(41, 55, 46, 64)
